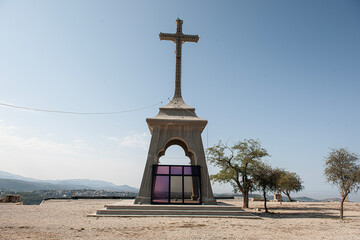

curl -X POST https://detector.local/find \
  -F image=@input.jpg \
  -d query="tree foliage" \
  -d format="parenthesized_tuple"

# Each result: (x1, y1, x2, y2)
(277, 170, 303, 202)
(324, 148, 360, 220)
(206, 139, 269, 208)
(252, 163, 282, 212)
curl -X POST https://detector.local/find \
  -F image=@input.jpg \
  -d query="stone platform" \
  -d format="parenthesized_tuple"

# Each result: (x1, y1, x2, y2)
(88, 200, 260, 219)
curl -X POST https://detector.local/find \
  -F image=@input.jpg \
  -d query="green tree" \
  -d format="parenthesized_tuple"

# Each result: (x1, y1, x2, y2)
(277, 171, 303, 202)
(252, 163, 282, 213)
(324, 148, 360, 220)
(206, 139, 269, 208)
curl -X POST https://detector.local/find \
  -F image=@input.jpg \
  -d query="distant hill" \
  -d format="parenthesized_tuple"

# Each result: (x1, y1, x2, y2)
(292, 196, 320, 202)
(0, 171, 38, 182)
(0, 171, 138, 192)
(322, 198, 342, 202)
(0, 178, 89, 192)
(42, 179, 138, 192)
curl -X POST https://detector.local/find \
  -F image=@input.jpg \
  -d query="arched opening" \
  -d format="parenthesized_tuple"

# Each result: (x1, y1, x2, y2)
(158, 145, 191, 165)
(157, 138, 194, 164)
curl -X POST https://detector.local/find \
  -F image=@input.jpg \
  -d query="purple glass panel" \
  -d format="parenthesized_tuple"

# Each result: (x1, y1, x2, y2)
(171, 166, 182, 175)
(184, 166, 200, 176)
(152, 175, 169, 203)
(184, 166, 192, 175)
(156, 166, 169, 175)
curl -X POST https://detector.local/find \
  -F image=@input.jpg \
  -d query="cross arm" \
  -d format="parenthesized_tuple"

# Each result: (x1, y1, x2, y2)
(159, 33, 199, 43)
(182, 34, 199, 43)
(159, 32, 177, 41)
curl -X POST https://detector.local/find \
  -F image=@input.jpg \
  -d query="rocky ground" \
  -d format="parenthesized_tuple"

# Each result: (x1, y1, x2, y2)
(1, 199, 359, 239)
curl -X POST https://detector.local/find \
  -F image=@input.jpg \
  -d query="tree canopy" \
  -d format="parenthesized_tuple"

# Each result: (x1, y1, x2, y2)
(206, 139, 269, 208)
(324, 148, 360, 219)
(252, 162, 282, 212)
(277, 170, 303, 202)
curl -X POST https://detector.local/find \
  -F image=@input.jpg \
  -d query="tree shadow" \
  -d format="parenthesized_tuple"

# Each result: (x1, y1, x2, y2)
(252, 211, 338, 219)
(216, 201, 234, 206)
(267, 206, 340, 211)
(248, 204, 341, 219)
(247, 202, 360, 219)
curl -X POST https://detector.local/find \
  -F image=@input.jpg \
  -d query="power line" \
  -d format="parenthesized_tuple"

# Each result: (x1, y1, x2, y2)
(0, 100, 167, 115)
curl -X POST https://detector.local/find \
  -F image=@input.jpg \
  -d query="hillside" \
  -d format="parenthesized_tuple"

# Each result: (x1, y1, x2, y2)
(0, 178, 89, 192)
(0, 171, 138, 192)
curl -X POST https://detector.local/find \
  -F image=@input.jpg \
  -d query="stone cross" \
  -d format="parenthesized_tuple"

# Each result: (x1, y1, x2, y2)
(159, 18, 199, 99)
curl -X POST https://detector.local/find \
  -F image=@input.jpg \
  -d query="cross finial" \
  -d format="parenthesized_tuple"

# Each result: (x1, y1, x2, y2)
(159, 19, 199, 100)
(176, 18, 183, 33)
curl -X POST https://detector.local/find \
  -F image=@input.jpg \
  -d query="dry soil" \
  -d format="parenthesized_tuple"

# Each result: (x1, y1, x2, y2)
(1, 199, 359, 239)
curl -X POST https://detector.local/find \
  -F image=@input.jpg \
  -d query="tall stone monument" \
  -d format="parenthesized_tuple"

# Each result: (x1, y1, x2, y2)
(134, 18, 216, 205)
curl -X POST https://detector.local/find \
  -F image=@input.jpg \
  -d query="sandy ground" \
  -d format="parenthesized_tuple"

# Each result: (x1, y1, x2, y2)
(1, 199, 360, 240)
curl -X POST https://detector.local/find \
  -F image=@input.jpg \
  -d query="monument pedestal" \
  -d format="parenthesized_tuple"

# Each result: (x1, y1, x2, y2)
(135, 98, 216, 205)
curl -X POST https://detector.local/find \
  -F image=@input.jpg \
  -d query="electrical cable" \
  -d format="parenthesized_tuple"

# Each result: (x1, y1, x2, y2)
(0, 99, 168, 115)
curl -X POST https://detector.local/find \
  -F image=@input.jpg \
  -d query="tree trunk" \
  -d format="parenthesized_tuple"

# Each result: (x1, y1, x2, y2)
(340, 194, 347, 220)
(285, 191, 292, 202)
(243, 191, 249, 208)
(263, 190, 268, 213)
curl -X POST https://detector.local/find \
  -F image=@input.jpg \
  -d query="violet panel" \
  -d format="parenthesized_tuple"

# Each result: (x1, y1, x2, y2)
(152, 175, 169, 203)
(171, 166, 183, 175)
(156, 166, 169, 175)
(184, 166, 192, 175)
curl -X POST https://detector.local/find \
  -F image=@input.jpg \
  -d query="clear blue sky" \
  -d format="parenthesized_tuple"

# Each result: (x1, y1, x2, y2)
(0, 0, 359, 200)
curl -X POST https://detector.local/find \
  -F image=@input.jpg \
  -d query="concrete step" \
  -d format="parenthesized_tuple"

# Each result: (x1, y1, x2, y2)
(89, 214, 259, 219)
(88, 200, 260, 219)
(89, 205, 259, 218)
(104, 204, 243, 211)
(96, 209, 253, 216)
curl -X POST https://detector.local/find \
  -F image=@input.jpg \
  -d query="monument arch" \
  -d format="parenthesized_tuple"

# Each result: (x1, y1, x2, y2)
(158, 138, 195, 160)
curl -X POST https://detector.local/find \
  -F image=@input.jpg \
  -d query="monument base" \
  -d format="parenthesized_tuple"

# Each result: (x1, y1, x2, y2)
(134, 196, 217, 205)
(201, 197, 217, 205)
(134, 196, 151, 205)
(89, 199, 260, 218)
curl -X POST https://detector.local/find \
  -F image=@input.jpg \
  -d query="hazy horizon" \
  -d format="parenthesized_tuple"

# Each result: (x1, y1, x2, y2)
(1, 169, 358, 202)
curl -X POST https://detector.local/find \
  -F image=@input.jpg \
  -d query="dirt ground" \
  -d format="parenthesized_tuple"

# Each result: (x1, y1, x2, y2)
(1, 199, 359, 239)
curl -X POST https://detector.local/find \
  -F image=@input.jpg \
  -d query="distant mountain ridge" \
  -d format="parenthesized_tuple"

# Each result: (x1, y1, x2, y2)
(0, 171, 38, 182)
(0, 171, 138, 192)
(0, 178, 89, 192)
